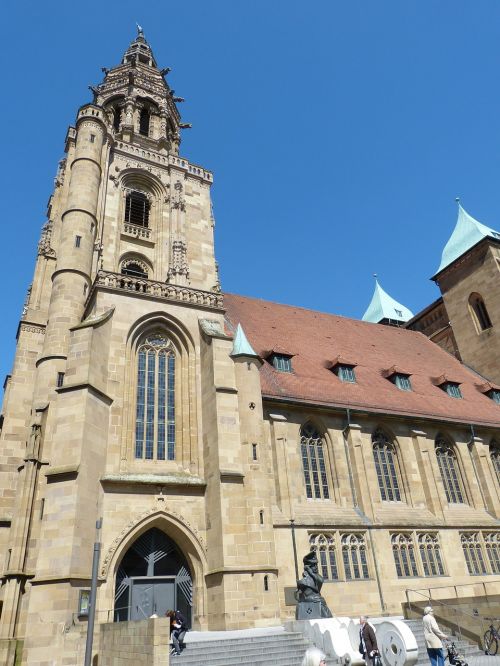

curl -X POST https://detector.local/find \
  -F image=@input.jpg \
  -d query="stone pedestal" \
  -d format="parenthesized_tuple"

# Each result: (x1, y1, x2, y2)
(296, 600, 324, 620)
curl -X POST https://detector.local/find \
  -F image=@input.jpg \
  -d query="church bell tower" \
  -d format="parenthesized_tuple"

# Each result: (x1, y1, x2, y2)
(0, 28, 272, 665)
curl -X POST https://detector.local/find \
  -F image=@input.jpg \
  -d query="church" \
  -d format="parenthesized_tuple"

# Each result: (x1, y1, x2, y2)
(0, 29, 499, 665)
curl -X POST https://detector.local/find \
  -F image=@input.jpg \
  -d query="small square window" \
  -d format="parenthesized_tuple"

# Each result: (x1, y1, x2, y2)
(444, 382, 462, 399)
(489, 389, 500, 405)
(337, 365, 356, 383)
(272, 354, 292, 373)
(393, 374, 412, 391)
(90, 134, 95, 143)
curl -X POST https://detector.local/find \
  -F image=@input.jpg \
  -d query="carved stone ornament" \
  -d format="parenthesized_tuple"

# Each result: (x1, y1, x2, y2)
(37, 221, 56, 258)
(21, 284, 32, 317)
(99, 500, 206, 578)
(171, 181, 186, 211)
(168, 238, 189, 280)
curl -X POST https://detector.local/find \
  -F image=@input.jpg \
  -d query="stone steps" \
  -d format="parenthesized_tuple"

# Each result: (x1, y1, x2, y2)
(403, 619, 483, 666)
(170, 630, 312, 665)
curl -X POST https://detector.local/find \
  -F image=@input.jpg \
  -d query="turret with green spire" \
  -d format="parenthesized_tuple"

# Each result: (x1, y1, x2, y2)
(362, 276, 414, 326)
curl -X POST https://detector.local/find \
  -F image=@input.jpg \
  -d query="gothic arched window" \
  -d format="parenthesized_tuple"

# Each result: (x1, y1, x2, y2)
(418, 533, 445, 577)
(391, 533, 418, 577)
(135, 333, 175, 461)
(300, 423, 330, 500)
(121, 260, 148, 279)
(485, 533, 500, 574)
(461, 532, 487, 575)
(490, 441, 500, 485)
(341, 533, 369, 580)
(435, 436, 466, 504)
(469, 293, 492, 332)
(125, 190, 150, 228)
(372, 430, 402, 502)
(309, 533, 338, 580)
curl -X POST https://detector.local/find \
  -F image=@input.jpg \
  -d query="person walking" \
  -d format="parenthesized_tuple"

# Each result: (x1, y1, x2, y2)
(423, 606, 449, 666)
(359, 616, 378, 666)
(301, 646, 327, 666)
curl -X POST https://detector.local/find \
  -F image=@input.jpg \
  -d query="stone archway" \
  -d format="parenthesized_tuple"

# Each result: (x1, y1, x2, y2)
(114, 527, 192, 624)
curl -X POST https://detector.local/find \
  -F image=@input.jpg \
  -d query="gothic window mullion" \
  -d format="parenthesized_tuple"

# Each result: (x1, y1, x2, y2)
(134, 334, 176, 462)
(157, 352, 166, 461)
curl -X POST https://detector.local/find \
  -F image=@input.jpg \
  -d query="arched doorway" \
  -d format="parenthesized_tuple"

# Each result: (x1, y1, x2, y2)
(114, 527, 192, 624)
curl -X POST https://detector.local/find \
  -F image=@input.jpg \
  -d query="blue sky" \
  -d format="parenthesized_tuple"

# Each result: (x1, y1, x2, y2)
(1, 1, 500, 383)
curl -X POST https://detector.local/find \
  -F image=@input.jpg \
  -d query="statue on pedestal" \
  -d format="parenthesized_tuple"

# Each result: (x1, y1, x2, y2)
(295, 550, 333, 620)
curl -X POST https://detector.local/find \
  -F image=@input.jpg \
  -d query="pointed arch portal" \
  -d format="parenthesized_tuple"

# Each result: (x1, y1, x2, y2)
(114, 527, 192, 623)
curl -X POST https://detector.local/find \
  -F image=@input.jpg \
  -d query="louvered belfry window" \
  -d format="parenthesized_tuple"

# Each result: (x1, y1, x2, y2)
(139, 108, 150, 136)
(135, 333, 175, 461)
(300, 423, 330, 500)
(125, 190, 150, 227)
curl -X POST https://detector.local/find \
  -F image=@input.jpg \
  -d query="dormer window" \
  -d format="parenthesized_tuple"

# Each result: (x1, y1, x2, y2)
(337, 365, 356, 383)
(488, 389, 500, 405)
(393, 374, 412, 391)
(124, 190, 150, 228)
(330, 356, 357, 383)
(271, 354, 292, 373)
(444, 382, 462, 399)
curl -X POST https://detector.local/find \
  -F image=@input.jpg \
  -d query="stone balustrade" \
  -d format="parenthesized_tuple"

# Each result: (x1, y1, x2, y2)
(115, 142, 213, 182)
(91, 270, 224, 309)
(123, 222, 152, 240)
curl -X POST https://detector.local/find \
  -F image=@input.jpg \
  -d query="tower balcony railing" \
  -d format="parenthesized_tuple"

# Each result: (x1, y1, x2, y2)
(123, 222, 152, 240)
(91, 270, 224, 310)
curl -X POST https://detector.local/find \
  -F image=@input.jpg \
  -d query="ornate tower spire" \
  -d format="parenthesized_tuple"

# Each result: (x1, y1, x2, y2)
(92, 27, 187, 154)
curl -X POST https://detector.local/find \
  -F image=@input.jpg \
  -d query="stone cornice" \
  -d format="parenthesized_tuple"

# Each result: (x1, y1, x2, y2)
(101, 473, 206, 488)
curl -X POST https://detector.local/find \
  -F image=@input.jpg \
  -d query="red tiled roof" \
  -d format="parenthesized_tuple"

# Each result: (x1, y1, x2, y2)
(223, 293, 500, 428)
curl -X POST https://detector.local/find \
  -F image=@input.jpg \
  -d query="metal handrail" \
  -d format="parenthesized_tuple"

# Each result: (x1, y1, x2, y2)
(405, 585, 500, 643)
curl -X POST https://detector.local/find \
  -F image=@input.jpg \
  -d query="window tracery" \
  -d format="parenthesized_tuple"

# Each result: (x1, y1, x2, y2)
(418, 533, 445, 577)
(490, 441, 500, 485)
(341, 533, 369, 580)
(135, 333, 175, 461)
(300, 423, 330, 500)
(372, 430, 402, 502)
(435, 436, 466, 504)
(309, 533, 338, 580)
(485, 533, 500, 575)
(391, 533, 418, 577)
(461, 532, 487, 575)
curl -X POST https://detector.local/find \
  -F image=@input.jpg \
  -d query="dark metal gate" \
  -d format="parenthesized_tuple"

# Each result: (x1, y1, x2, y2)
(114, 528, 193, 624)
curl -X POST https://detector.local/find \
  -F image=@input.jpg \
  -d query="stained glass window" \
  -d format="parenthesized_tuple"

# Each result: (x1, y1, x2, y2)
(435, 436, 465, 504)
(391, 533, 418, 577)
(372, 430, 402, 502)
(310, 533, 338, 580)
(418, 533, 445, 577)
(135, 333, 175, 460)
(341, 534, 369, 580)
(461, 533, 487, 575)
(300, 423, 330, 499)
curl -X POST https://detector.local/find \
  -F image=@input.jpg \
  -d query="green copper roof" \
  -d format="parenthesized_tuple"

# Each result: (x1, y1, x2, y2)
(230, 323, 258, 358)
(436, 202, 500, 275)
(362, 279, 414, 324)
